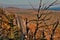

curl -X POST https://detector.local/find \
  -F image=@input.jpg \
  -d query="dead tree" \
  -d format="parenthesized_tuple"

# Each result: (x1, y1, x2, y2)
(16, 15, 25, 40)
(24, 12, 52, 40)
(16, 0, 59, 40)
(50, 19, 59, 40)
(40, 29, 46, 40)
(28, 0, 58, 39)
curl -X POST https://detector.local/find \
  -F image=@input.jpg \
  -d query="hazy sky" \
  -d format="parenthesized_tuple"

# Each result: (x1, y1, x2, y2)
(0, 0, 60, 8)
(0, 0, 58, 4)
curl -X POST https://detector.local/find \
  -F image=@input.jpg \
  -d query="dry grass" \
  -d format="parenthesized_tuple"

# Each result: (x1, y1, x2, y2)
(0, 7, 60, 40)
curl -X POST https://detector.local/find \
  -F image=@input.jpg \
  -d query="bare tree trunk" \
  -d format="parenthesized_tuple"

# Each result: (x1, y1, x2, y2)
(50, 20, 59, 40)
(15, 14, 25, 40)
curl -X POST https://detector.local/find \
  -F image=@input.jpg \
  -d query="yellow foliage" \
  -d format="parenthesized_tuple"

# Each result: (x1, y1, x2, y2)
(8, 29, 15, 39)
(0, 8, 20, 39)
(2, 23, 10, 30)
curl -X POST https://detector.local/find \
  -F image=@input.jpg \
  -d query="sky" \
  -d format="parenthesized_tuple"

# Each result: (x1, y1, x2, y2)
(0, 0, 58, 4)
(0, 0, 60, 8)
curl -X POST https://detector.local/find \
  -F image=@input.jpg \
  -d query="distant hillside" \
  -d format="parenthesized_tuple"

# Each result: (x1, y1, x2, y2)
(48, 7, 60, 11)
(1, 4, 60, 10)
(3, 7, 60, 14)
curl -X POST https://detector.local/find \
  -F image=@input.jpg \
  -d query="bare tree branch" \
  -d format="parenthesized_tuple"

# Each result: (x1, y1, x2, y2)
(38, 0, 42, 13)
(28, 0, 36, 11)
(16, 14, 25, 40)
(50, 19, 59, 40)
(44, 0, 58, 10)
